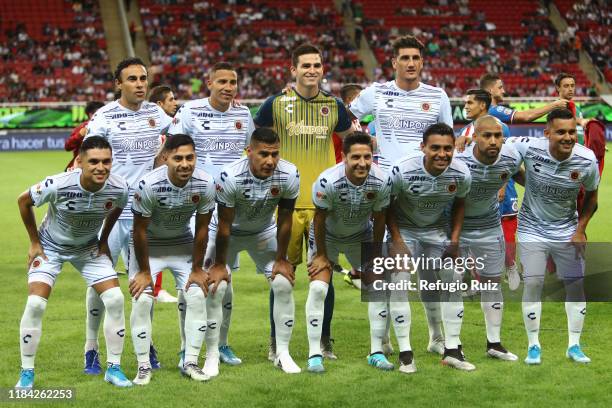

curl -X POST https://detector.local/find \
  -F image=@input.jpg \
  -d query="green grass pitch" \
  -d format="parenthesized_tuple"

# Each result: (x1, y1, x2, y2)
(0, 150, 611, 407)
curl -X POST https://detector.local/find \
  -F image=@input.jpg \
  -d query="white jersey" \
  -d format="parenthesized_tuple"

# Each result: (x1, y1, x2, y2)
(131, 166, 216, 246)
(455, 143, 522, 234)
(508, 137, 600, 241)
(168, 98, 255, 179)
(29, 170, 129, 255)
(349, 81, 452, 168)
(312, 162, 391, 241)
(85, 100, 172, 219)
(212, 157, 300, 236)
(390, 155, 471, 231)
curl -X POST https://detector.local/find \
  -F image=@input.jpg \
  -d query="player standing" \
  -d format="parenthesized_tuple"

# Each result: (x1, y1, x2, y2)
(306, 132, 391, 373)
(149, 84, 179, 117)
(64, 101, 105, 170)
(169, 62, 255, 366)
(83, 57, 172, 374)
(455, 116, 521, 361)
(254, 44, 353, 361)
(205, 128, 301, 373)
(554, 72, 591, 144)
(387, 123, 474, 370)
(15, 137, 132, 388)
(509, 109, 599, 365)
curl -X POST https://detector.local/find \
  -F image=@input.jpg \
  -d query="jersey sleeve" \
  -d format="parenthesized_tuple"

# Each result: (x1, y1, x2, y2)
(157, 106, 173, 132)
(373, 175, 392, 212)
(246, 112, 256, 145)
(282, 167, 300, 200)
(506, 136, 531, 159)
(502, 123, 511, 138)
(131, 179, 156, 217)
(334, 99, 352, 132)
(348, 85, 375, 120)
(197, 177, 217, 214)
(311, 174, 333, 210)
(489, 105, 516, 124)
(456, 171, 472, 199)
(438, 90, 453, 127)
(116, 179, 130, 209)
(29, 176, 59, 207)
(253, 96, 275, 127)
(85, 111, 109, 139)
(583, 157, 600, 192)
(215, 170, 237, 208)
(168, 104, 190, 135)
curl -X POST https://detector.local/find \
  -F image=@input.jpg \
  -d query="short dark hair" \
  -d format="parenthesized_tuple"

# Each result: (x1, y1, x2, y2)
(466, 89, 492, 110)
(479, 73, 501, 90)
(291, 43, 322, 66)
(340, 84, 363, 104)
(423, 123, 455, 144)
(148, 85, 173, 104)
(251, 128, 280, 145)
(546, 108, 575, 125)
(85, 101, 104, 117)
(164, 134, 195, 151)
(392, 35, 425, 57)
(554, 72, 576, 88)
(80, 136, 112, 154)
(342, 131, 373, 155)
(210, 61, 235, 76)
(114, 57, 147, 82)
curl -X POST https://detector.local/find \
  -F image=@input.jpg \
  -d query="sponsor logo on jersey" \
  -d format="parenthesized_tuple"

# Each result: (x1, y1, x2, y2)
(447, 183, 457, 193)
(32, 259, 41, 268)
(570, 171, 580, 180)
(235, 120, 243, 130)
(320, 106, 329, 116)
(286, 121, 329, 138)
(270, 186, 280, 196)
(105, 200, 114, 210)
(422, 102, 430, 111)
(149, 118, 156, 127)
(192, 194, 200, 203)
(280, 95, 297, 102)
(35, 184, 42, 194)
(366, 191, 376, 200)
(381, 116, 430, 131)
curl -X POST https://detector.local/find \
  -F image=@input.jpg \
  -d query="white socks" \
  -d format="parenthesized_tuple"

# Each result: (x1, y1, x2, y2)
(100, 287, 126, 365)
(271, 275, 295, 355)
(205, 281, 228, 357)
(184, 287, 207, 365)
(219, 281, 233, 347)
(130, 293, 154, 365)
(177, 290, 186, 351)
(305, 280, 328, 357)
(20, 295, 47, 369)
(368, 301, 387, 354)
(522, 280, 543, 347)
(390, 300, 412, 352)
(481, 287, 503, 343)
(85, 286, 104, 352)
(566, 301, 586, 347)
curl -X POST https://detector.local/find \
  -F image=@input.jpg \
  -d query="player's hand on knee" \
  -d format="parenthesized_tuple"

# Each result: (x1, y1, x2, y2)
(272, 259, 295, 286)
(570, 231, 587, 259)
(442, 242, 460, 261)
(129, 271, 152, 299)
(28, 242, 47, 268)
(307, 255, 331, 279)
(207, 264, 229, 295)
(186, 266, 210, 296)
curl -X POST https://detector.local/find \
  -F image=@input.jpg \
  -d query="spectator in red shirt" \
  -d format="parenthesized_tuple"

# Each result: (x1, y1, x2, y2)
(64, 101, 104, 170)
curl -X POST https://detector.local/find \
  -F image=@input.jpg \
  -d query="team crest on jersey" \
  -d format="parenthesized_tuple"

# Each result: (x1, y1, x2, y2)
(192, 194, 200, 203)
(134, 192, 142, 202)
(270, 186, 280, 196)
(149, 118, 156, 127)
(447, 183, 457, 193)
(500, 172, 509, 181)
(422, 103, 430, 111)
(235, 120, 243, 130)
(320, 106, 330, 116)
(216, 184, 223, 192)
(35, 184, 42, 194)
(366, 191, 376, 200)
(570, 171, 580, 180)
(32, 259, 41, 269)
(105, 200, 114, 210)
(316, 191, 326, 199)
(172, 117, 180, 125)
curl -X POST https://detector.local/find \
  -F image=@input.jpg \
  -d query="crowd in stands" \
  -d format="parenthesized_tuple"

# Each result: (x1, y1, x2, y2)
(141, 0, 366, 100)
(0, 0, 113, 102)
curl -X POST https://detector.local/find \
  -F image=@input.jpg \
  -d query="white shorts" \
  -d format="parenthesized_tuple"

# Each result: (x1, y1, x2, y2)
(397, 227, 449, 266)
(190, 214, 240, 269)
(107, 218, 132, 267)
(460, 228, 505, 278)
(28, 246, 117, 288)
(307, 227, 371, 271)
(205, 227, 277, 278)
(518, 241, 585, 282)
(128, 243, 193, 292)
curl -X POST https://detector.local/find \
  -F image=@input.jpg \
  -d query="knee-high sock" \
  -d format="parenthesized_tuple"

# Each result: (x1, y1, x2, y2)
(269, 288, 275, 339)
(20, 295, 47, 369)
(100, 287, 126, 365)
(184, 287, 207, 365)
(368, 301, 387, 354)
(219, 281, 233, 346)
(321, 278, 334, 338)
(419, 269, 442, 341)
(130, 294, 154, 365)
(440, 269, 463, 349)
(271, 275, 295, 354)
(305, 280, 328, 357)
(390, 300, 412, 352)
(565, 302, 586, 347)
(481, 286, 503, 343)
(205, 281, 228, 356)
(522, 279, 544, 347)
(85, 286, 104, 351)
(177, 290, 186, 350)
